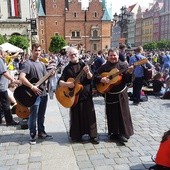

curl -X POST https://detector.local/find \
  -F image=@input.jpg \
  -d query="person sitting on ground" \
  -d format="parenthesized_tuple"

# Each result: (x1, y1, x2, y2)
(152, 72, 165, 96)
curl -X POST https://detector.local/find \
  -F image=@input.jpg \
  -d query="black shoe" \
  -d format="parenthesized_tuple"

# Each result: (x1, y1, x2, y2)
(6, 120, 19, 126)
(71, 138, 82, 143)
(30, 133, 36, 145)
(133, 102, 139, 105)
(110, 134, 119, 140)
(119, 135, 128, 143)
(90, 137, 99, 145)
(38, 132, 53, 139)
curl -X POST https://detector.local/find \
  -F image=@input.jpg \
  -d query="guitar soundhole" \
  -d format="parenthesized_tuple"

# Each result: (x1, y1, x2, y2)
(68, 87, 73, 91)
(68, 88, 74, 97)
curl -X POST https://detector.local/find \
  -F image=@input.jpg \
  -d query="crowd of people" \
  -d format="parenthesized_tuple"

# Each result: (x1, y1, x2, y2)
(0, 43, 170, 169)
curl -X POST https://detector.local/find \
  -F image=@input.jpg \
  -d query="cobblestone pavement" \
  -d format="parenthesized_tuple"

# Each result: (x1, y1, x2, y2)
(59, 95, 170, 170)
(0, 98, 78, 170)
(0, 94, 170, 170)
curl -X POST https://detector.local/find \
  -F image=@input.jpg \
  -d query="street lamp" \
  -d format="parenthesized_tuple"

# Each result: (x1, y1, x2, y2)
(113, 6, 131, 45)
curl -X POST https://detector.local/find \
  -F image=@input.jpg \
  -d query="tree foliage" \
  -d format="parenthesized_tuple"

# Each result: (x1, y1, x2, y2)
(8, 35, 30, 50)
(0, 34, 5, 45)
(143, 40, 170, 51)
(143, 42, 157, 50)
(49, 35, 66, 53)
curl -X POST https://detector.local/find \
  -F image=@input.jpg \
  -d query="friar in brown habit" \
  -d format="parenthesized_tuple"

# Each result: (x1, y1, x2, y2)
(94, 48, 134, 144)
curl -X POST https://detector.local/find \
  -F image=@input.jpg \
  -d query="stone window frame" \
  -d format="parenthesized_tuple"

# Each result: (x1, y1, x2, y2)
(71, 31, 80, 38)
(91, 26, 99, 38)
(41, 39, 44, 44)
(53, 4, 57, 8)
(41, 29, 44, 35)
(40, 20, 44, 26)
(54, 32, 59, 36)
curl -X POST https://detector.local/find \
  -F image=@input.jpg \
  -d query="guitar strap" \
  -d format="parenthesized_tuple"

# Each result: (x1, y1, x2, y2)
(134, 55, 139, 62)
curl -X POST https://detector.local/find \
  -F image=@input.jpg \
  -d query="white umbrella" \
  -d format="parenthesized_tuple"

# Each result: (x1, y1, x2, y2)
(62, 45, 70, 50)
(0, 42, 23, 53)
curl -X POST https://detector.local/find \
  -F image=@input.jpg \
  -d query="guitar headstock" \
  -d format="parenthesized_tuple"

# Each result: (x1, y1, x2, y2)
(86, 54, 97, 65)
(134, 58, 148, 66)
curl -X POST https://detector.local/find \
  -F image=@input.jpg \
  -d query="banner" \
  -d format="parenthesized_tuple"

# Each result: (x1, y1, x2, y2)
(10, 0, 19, 17)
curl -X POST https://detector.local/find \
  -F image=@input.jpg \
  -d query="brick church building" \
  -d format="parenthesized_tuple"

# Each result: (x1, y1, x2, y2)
(38, 0, 112, 53)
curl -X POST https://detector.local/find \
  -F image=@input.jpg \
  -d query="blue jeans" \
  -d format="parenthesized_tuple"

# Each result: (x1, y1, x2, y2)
(29, 95, 48, 136)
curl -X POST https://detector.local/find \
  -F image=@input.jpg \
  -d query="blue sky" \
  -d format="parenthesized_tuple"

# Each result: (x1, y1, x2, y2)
(110, 0, 154, 13)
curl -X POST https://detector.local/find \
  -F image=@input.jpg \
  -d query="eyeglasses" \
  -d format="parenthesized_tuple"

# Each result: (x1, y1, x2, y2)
(70, 53, 78, 56)
(35, 50, 41, 52)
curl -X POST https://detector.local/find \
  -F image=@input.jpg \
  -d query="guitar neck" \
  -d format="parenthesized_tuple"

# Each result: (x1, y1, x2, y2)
(34, 62, 61, 87)
(35, 69, 53, 86)
(74, 70, 85, 84)
(74, 56, 95, 84)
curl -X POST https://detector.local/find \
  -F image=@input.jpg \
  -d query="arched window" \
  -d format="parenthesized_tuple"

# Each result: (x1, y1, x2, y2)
(41, 29, 44, 35)
(53, 4, 57, 8)
(73, 12, 77, 18)
(41, 39, 44, 44)
(40, 20, 44, 25)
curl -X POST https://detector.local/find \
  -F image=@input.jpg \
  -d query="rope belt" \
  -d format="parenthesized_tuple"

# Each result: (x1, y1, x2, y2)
(107, 86, 127, 95)
(105, 86, 127, 105)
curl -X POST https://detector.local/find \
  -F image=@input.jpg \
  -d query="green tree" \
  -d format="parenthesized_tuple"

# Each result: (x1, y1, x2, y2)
(165, 40, 170, 50)
(143, 42, 157, 51)
(49, 35, 66, 53)
(0, 34, 5, 45)
(8, 35, 30, 50)
(157, 40, 167, 50)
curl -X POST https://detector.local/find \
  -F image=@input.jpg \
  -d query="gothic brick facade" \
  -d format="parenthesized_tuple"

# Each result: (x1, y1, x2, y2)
(38, 0, 112, 53)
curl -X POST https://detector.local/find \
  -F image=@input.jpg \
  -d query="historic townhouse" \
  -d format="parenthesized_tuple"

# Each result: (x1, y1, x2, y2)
(0, 0, 37, 46)
(127, 3, 138, 47)
(159, 0, 170, 40)
(135, 6, 143, 47)
(152, 1, 163, 42)
(38, 0, 112, 53)
(142, 7, 154, 45)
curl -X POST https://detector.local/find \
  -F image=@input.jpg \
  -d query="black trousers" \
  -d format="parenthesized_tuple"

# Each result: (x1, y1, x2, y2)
(133, 77, 144, 103)
(0, 91, 13, 123)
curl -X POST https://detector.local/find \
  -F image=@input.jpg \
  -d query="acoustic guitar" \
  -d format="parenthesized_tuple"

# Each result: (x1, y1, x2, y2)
(96, 58, 148, 94)
(15, 103, 30, 119)
(14, 64, 60, 107)
(55, 56, 96, 108)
